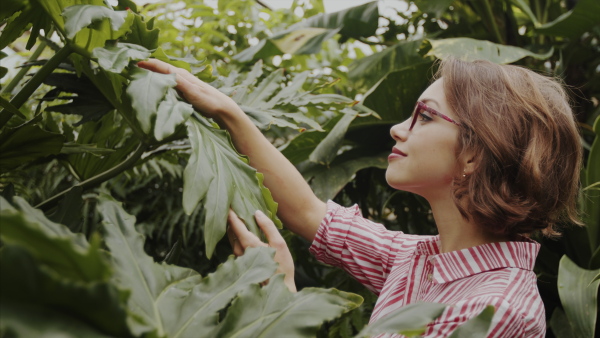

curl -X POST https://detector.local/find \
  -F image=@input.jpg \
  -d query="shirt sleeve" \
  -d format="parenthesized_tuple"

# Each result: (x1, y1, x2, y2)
(309, 200, 407, 295)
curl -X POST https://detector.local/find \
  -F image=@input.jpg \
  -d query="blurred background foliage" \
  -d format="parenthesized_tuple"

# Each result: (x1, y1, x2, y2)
(1, 0, 599, 337)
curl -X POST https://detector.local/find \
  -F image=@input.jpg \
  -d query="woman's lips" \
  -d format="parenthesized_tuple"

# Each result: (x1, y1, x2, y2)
(388, 147, 407, 160)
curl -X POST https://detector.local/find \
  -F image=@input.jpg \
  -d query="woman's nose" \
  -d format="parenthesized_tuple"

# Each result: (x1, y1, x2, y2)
(390, 120, 410, 141)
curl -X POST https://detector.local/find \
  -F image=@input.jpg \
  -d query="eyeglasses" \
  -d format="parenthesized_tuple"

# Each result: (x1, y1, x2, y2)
(409, 101, 461, 131)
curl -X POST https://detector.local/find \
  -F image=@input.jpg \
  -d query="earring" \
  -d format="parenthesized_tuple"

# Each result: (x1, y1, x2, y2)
(462, 169, 466, 178)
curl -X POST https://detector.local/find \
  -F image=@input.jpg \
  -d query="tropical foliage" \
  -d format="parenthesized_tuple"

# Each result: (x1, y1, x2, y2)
(0, 0, 598, 337)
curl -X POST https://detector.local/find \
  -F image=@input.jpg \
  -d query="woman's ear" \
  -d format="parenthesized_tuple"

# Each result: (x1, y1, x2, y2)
(460, 149, 477, 176)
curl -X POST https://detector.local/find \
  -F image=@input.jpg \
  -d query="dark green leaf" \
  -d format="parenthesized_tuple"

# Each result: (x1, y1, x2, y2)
(0, 125, 64, 172)
(309, 110, 357, 165)
(0, 196, 111, 282)
(122, 13, 159, 50)
(0, 246, 130, 337)
(537, 0, 600, 38)
(47, 186, 83, 229)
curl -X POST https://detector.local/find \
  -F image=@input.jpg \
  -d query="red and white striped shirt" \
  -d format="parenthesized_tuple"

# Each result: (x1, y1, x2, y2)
(310, 201, 545, 337)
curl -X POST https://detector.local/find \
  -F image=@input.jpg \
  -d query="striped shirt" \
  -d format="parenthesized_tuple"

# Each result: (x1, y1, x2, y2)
(309, 201, 545, 337)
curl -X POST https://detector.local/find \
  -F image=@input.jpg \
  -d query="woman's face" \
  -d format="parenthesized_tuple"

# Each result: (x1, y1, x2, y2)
(386, 79, 462, 198)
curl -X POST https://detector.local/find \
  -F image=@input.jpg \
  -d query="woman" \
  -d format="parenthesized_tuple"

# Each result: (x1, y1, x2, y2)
(138, 59, 581, 337)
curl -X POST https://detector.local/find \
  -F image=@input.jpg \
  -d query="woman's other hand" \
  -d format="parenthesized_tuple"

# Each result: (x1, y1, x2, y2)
(137, 59, 243, 123)
(227, 209, 297, 292)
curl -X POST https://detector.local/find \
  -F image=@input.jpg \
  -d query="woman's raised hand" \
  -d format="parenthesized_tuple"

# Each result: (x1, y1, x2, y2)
(137, 59, 243, 123)
(227, 209, 297, 292)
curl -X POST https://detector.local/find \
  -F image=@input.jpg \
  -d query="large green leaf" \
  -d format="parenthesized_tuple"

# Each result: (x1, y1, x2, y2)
(448, 305, 495, 338)
(557, 255, 600, 338)
(537, 0, 600, 38)
(211, 274, 363, 337)
(183, 117, 280, 258)
(126, 67, 177, 134)
(62, 4, 128, 39)
(0, 246, 130, 337)
(354, 302, 447, 337)
(92, 42, 152, 74)
(98, 197, 280, 337)
(153, 89, 194, 141)
(0, 196, 111, 282)
(425, 38, 553, 64)
(0, 125, 65, 173)
(0, 197, 130, 337)
(233, 1, 378, 61)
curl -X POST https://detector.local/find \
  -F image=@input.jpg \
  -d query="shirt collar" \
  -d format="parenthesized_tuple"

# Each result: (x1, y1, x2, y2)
(415, 236, 540, 284)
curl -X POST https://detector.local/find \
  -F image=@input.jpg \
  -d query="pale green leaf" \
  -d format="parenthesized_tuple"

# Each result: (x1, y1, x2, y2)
(448, 305, 495, 338)
(355, 302, 447, 337)
(99, 197, 279, 337)
(92, 42, 152, 73)
(153, 90, 194, 141)
(211, 274, 363, 337)
(557, 255, 600, 338)
(426, 37, 553, 64)
(126, 67, 177, 134)
(62, 5, 128, 39)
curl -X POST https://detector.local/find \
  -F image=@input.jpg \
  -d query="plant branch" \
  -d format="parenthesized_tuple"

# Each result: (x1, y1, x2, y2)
(35, 142, 149, 211)
(0, 44, 72, 128)
(1, 37, 50, 96)
(482, 0, 505, 44)
(255, 0, 272, 11)
(356, 38, 395, 46)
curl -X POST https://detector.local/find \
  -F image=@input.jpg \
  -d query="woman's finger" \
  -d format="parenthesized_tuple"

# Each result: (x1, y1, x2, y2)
(137, 59, 202, 86)
(226, 225, 244, 256)
(254, 210, 285, 248)
(228, 209, 264, 249)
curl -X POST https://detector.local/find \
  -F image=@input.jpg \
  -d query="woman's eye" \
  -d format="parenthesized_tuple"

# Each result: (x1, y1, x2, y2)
(418, 111, 433, 122)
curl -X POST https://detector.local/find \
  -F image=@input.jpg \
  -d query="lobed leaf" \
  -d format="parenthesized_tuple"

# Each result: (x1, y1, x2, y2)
(126, 67, 177, 134)
(153, 89, 194, 141)
(92, 42, 152, 74)
(63, 5, 128, 39)
(211, 274, 363, 337)
(183, 117, 281, 258)
(99, 196, 279, 337)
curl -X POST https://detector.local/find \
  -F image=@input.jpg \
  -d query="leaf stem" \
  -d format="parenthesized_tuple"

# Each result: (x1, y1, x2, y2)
(1, 37, 50, 95)
(35, 142, 148, 211)
(482, 0, 505, 44)
(0, 44, 73, 128)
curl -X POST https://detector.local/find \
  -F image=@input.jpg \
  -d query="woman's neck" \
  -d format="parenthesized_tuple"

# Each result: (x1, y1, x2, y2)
(427, 192, 510, 253)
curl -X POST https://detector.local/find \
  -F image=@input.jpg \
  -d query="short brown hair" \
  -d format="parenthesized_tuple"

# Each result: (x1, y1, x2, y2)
(437, 59, 582, 237)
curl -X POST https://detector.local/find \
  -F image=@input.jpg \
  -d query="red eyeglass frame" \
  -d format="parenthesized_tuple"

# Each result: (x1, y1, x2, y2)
(409, 101, 461, 131)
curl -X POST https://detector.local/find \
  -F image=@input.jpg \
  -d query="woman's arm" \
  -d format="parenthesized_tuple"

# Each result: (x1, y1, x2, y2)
(138, 59, 326, 241)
